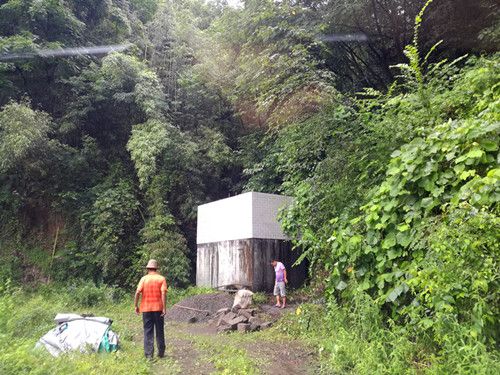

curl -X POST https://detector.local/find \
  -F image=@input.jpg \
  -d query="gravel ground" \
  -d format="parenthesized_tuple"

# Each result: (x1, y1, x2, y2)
(165, 293, 233, 323)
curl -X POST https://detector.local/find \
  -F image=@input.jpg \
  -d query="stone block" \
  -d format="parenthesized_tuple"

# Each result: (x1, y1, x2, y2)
(260, 321, 272, 330)
(228, 315, 248, 326)
(237, 323, 251, 333)
(218, 312, 237, 326)
(238, 309, 255, 319)
(248, 316, 262, 326)
(217, 324, 235, 334)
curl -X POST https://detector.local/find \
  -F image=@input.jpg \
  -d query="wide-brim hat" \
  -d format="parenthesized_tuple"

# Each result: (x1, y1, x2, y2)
(146, 259, 158, 269)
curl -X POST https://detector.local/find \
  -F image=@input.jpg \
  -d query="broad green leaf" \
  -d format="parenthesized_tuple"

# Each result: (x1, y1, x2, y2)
(382, 232, 397, 249)
(336, 280, 348, 291)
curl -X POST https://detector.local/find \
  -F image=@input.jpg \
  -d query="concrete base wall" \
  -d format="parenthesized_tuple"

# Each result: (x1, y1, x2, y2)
(196, 238, 307, 291)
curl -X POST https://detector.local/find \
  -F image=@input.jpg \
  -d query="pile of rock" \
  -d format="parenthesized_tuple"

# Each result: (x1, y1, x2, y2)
(165, 293, 234, 323)
(213, 306, 272, 334)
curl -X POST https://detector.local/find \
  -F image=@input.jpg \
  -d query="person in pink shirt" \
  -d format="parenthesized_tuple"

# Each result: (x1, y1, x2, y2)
(271, 259, 288, 308)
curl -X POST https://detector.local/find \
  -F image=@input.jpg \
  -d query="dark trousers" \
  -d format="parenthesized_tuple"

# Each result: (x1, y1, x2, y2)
(142, 311, 165, 358)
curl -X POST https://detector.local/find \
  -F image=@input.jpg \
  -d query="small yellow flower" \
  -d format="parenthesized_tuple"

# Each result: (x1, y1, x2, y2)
(296, 306, 302, 315)
(347, 266, 353, 273)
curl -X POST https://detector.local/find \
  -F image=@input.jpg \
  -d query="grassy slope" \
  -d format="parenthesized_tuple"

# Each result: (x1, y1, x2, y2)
(0, 285, 315, 375)
(0, 286, 209, 374)
(1, 284, 498, 374)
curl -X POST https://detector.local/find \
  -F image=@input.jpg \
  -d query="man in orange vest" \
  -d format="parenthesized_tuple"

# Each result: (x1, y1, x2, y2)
(134, 259, 168, 359)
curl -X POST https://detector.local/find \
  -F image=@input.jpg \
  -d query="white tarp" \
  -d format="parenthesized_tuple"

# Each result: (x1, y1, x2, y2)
(36, 314, 119, 357)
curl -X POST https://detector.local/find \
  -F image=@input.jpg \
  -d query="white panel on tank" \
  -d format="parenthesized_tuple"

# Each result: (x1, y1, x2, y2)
(197, 192, 293, 244)
(251, 192, 293, 240)
(197, 192, 253, 244)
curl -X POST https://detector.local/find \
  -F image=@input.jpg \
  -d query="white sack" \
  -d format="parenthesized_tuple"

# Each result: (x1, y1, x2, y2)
(36, 314, 115, 357)
(233, 289, 254, 309)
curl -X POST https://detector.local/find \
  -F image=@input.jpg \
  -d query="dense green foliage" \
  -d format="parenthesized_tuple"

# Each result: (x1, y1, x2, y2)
(0, 0, 498, 372)
(0, 0, 243, 287)
(279, 298, 500, 374)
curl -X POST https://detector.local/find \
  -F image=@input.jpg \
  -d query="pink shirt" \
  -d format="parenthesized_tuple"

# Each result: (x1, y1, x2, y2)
(274, 262, 286, 282)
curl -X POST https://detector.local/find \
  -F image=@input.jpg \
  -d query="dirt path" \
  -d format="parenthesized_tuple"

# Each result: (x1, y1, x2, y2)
(146, 321, 318, 375)
(158, 327, 216, 374)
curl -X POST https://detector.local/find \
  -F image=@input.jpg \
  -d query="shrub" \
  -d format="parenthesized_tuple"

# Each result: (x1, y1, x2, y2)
(271, 37, 499, 373)
(67, 281, 111, 308)
(276, 296, 424, 374)
(135, 214, 190, 287)
(81, 179, 141, 285)
(328, 85, 499, 333)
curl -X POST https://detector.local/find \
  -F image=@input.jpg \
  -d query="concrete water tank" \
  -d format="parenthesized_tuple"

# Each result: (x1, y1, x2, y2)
(196, 192, 307, 291)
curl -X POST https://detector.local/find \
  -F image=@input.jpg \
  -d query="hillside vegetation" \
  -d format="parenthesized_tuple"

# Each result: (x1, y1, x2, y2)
(0, 0, 498, 373)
